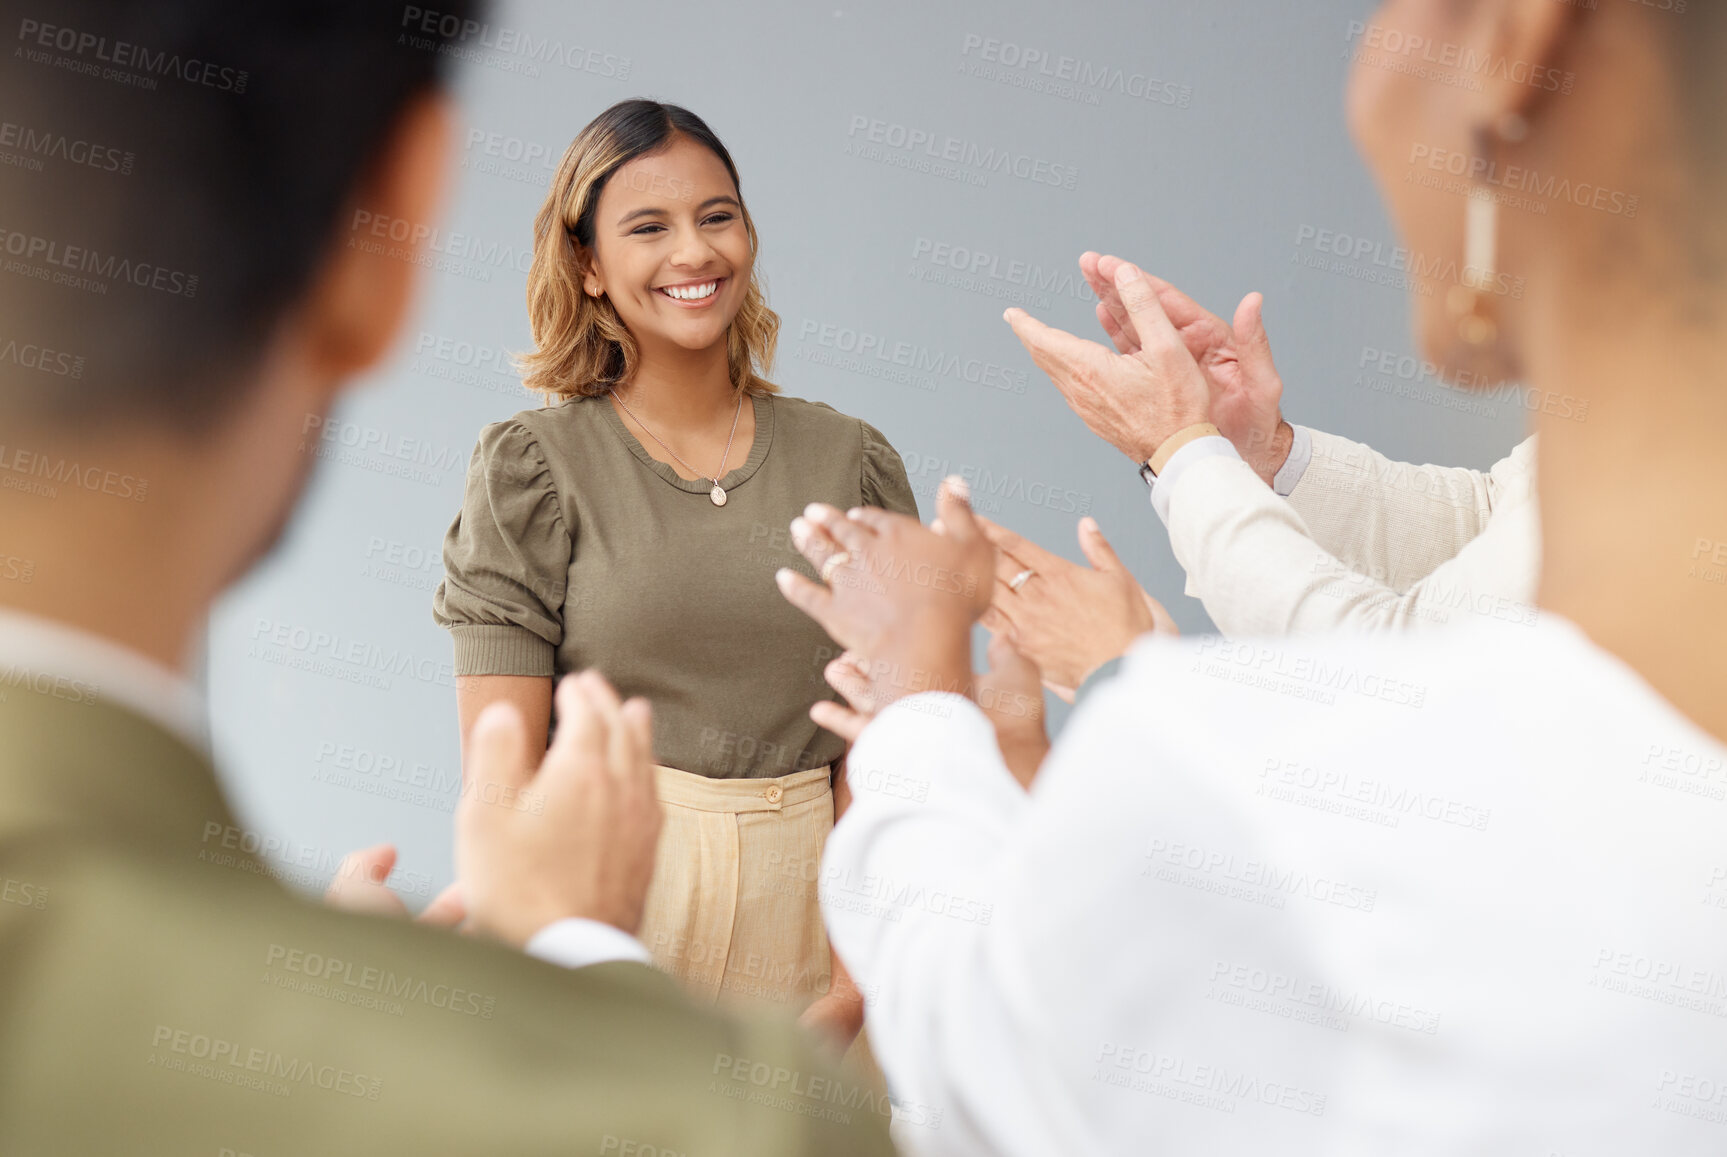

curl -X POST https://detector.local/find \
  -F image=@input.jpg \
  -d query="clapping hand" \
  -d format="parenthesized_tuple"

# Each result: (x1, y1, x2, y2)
(456, 671, 663, 947)
(1080, 252, 1291, 485)
(325, 844, 466, 927)
(976, 513, 1177, 699)
(1004, 261, 1214, 465)
(808, 634, 1052, 789)
(778, 477, 994, 710)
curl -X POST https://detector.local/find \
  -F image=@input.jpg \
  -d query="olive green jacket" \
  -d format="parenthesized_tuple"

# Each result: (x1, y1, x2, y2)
(0, 685, 895, 1156)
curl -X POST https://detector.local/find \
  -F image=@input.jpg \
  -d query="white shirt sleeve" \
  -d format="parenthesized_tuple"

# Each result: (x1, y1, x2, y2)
(822, 692, 1084, 1156)
(1148, 426, 1540, 637)
(1287, 430, 1537, 591)
(523, 918, 652, 970)
(1271, 423, 1313, 497)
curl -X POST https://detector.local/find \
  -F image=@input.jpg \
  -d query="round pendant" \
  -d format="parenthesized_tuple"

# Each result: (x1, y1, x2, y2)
(710, 484, 727, 507)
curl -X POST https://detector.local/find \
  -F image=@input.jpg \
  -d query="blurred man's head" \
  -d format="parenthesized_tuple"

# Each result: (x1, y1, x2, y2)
(0, 0, 477, 658)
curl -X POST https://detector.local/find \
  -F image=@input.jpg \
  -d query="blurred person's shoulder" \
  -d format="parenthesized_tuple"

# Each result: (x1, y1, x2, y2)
(1098, 616, 1720, 767)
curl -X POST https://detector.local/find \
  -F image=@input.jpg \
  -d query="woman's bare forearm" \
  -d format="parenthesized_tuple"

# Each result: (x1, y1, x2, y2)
(455, 674, 554, 779)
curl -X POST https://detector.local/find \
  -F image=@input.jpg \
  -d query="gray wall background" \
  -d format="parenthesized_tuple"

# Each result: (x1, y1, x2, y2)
(206, 0, 1527, 899)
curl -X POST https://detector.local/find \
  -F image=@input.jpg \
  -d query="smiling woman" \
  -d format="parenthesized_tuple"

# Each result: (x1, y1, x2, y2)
(430, 100, 917, 1059)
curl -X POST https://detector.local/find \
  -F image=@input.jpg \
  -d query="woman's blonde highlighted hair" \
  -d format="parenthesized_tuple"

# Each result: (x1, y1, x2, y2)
(517, 100, 778, 400)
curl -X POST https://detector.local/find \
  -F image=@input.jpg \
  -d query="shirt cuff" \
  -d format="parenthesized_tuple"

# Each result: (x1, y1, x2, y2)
(1148, 435, 1241, 525)
(448, 624, 556, 677)
(524, 918, 652, 969)
(1271, 424, 1313, 497)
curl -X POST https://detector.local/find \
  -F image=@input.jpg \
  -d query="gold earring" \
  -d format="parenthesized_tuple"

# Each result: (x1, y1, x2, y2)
(1447, 123, 1507, 351)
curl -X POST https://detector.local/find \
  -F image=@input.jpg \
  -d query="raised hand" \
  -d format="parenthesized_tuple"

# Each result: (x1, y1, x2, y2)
(1004, 262, 1213, 465)
(324, 843, 467, 928)
(977, 513, 1173, 694)
(778, 478, 994, 709)
(974, 632, 1051, 788)
(1081, 252, 1291, 484)
(807, 636, 1050, 790)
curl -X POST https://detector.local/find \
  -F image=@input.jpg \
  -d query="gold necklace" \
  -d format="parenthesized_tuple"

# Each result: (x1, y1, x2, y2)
(609, 388, 746, 507)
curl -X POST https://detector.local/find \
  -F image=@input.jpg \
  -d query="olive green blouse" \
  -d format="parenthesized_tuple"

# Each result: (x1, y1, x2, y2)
(432, 391, 918, 779)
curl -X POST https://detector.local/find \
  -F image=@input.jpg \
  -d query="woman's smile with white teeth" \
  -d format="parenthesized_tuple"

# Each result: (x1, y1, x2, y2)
(657, 279, 722, 302)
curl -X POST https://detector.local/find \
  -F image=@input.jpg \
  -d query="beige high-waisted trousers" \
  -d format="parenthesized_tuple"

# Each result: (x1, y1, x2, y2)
(636, 763, 834, 1013)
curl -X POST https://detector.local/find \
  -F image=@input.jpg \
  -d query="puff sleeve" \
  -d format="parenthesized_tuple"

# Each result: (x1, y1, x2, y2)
(859, 419, 918, 518)
(432, 419, 571, 677)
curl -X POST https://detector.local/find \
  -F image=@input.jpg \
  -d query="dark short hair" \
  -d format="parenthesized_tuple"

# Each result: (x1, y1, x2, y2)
(0, 0, 481, 431)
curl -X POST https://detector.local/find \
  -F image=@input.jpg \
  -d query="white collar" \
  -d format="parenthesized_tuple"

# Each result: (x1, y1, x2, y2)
(0, 607, 207, 755)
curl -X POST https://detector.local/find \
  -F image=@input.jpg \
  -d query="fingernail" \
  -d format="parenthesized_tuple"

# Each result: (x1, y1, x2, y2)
(790, 516, 810, 540)
(1080, 516, 1098, 532)
(774, 567, 796, 589)
(803, 502, 827, 521)
(943, 474, 970, 501)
